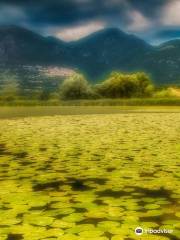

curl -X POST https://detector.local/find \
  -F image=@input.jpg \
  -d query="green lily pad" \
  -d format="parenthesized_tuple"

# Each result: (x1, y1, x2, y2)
(24, 215, 54, 226)
(58, 234, 78, 240)
(62, 213, 84, 223)
(78, 230, 104, 237)
(144, 204, 160, 210)
(52, 220, 76, 229)
(175, 212, 180, 218)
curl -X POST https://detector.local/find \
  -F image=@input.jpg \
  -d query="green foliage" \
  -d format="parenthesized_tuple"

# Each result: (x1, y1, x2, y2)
(1, 69, 180, 106)
(154, 89, 171, 98)
(96, 72, 154, 98)
(0, 71, 20, 101)
(154, 87, 180, 98)
(59, 74, 94, 100)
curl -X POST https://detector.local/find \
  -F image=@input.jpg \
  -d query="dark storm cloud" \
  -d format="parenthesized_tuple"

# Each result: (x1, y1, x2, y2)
(0, 0, 169, 26)
(0, 1, 82, 26)
(0, 0, 179, 42)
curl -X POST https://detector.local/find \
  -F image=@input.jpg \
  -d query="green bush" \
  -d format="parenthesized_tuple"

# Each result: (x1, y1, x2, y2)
(154, 87, 180, 98)
(59, 74, 94, 100)
(96, 72, 154, 98)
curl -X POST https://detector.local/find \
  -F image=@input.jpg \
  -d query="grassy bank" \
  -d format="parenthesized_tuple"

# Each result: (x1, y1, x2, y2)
(1, 97, 180, 106)
(60, 98, 180, 106)
(1, 106, 180, 119)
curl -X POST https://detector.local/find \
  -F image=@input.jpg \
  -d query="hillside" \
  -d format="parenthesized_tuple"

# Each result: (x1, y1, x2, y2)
(68, 28, 153, 79)
(0, 25, 180, 85)
(142, 40, 180, 85)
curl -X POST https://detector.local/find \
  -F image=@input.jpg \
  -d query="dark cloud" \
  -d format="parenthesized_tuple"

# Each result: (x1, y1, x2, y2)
(0, 0, 168, 26)
(0, 0, 179, 43)
(25, 1, 128, 27)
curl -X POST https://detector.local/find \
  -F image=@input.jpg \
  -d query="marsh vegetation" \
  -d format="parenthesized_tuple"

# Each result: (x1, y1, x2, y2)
(0, 112, 180, 239)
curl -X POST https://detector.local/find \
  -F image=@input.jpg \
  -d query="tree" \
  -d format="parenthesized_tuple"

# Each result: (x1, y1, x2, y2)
(59, 74, 93, 100)
(134, 72, 154, 97)
(96, 72, 154, 98)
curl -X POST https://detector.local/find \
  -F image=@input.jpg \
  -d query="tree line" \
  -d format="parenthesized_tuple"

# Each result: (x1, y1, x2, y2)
(59, 72, 154, 100)
(0, 70, 169, 102)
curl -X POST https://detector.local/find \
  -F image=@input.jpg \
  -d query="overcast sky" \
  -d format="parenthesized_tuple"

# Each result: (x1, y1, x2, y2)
(0, 0, 180, 44)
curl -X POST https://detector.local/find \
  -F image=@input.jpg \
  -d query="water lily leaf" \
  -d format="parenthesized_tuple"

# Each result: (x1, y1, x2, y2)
(58, 234, 78, 240)
(175, 212, 180, 218)
(52, 220, 76, 229)
(24, 215, 54, 226)
(78, 230, 104, 237)
(144, 204, 160, 210)
(62, 213, 84, 222)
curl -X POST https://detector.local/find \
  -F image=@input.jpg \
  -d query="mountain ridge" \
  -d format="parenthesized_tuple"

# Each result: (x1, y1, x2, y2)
(0, 25, 180, 84)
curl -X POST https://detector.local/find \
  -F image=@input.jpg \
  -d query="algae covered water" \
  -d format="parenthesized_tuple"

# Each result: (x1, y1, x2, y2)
(0, 113, 180, 240)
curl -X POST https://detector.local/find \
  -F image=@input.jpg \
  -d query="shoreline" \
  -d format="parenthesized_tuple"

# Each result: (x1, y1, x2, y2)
(1, 106, 180, 119)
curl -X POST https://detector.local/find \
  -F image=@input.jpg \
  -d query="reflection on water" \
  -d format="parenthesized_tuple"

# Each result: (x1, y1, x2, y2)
(0, 113, 180, 240)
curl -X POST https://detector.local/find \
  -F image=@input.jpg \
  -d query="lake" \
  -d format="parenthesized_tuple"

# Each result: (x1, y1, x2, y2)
(0, 108, 180, 239)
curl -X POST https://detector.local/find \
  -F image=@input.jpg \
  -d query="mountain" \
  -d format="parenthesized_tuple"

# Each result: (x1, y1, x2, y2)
(68, 28, 153, 79)
(0, 25, 180, 85)
(0, 25, 69, 65)
(142, 40, 180, 85)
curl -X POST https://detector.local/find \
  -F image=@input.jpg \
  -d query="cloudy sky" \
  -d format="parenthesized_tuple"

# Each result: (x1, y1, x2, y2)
(0, 0, 180, 44)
